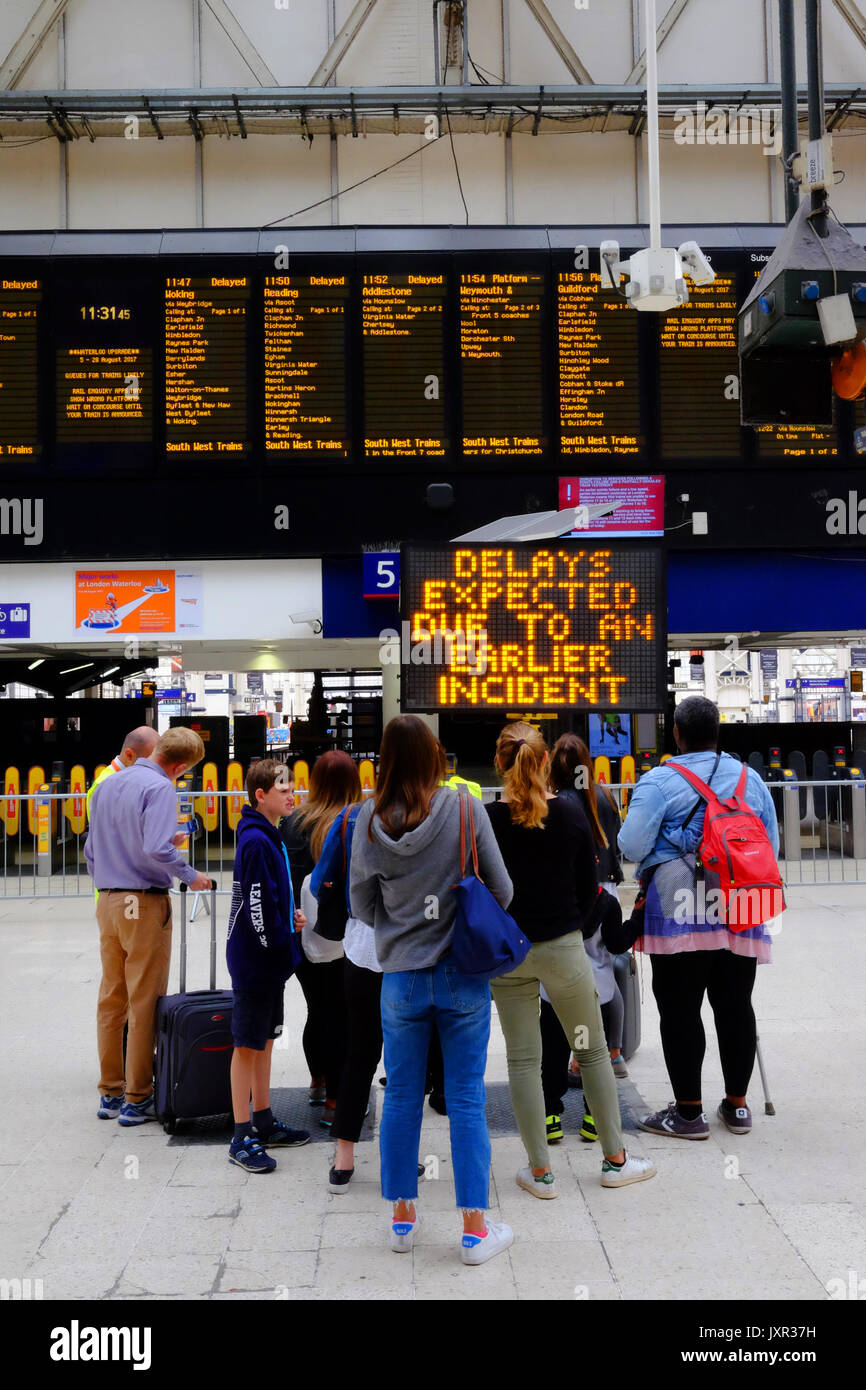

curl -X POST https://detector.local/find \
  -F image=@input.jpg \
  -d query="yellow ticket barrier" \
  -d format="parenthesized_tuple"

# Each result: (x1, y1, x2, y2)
(620, 754, 635, 810)
(194, 761, 219, 834)
(93, 764, 107, 782)
(2, 766, 20, 837)
(594, 755, 611, 786)
(50, 775, 62, 833)
(27, 766, 45, 835)
(660, 753, 672, 764)
(226, 761, 244, 831)
(293, 759, 309, 808)
(37, 784, 52, 875)
(358, 758, 376, 798)
(65, 765, 87, 836)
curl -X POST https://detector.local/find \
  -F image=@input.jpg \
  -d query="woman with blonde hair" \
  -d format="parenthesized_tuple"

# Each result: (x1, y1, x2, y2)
(485, 722, 656, 1197)
(281, 750, 362, 1123)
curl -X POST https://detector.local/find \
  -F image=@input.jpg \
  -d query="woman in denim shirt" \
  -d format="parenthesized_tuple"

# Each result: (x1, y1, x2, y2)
(618, 697, 780, 1141)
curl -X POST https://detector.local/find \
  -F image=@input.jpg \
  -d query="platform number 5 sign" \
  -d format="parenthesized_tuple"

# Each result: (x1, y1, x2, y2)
(363, 552, 401, 601)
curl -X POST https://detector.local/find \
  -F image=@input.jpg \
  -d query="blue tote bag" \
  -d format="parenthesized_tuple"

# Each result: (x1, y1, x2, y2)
(451, 791, 530, 980)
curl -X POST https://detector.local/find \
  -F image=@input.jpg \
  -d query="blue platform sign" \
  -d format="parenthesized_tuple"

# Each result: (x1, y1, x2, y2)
(0, 603, 30, 637)
(785, 677, 845, 689)
(363, 552, 400, 600)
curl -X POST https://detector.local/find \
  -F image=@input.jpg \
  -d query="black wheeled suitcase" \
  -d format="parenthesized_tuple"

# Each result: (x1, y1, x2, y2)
(612, 950, 641, 1062)
(154, 881, 234, 1134)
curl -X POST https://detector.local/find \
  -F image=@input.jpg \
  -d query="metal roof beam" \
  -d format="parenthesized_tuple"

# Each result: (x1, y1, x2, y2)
(201, 0, 279, 86)
(2, 82, 861, 112)
(626, 0, 691, 84)
(522, 0, 593, 84)
(310, 0, 380, 86)
(833, 0, 866, 50)
(0, 0, 68, 89)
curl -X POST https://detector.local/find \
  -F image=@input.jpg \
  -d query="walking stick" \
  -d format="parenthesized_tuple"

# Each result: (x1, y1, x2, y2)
(755, 1033, 775, 1115)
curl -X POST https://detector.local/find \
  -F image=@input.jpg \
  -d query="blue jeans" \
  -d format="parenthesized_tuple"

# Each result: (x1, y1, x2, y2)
(380, 959, 491, 1210)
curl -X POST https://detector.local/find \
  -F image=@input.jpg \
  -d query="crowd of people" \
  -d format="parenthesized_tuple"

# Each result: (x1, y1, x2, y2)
(84, 696, 779, 1267)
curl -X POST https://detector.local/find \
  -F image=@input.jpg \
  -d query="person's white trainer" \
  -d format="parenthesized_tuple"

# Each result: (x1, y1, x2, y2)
(516, 1165, 558, 1199)
(390, 1210, 420, 1252)
(600, 1151, 657, 1188)
(460, 1219, 514, 1266)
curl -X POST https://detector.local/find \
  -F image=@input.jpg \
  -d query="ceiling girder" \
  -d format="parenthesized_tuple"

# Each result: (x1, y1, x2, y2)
(0, 0, 68, 89)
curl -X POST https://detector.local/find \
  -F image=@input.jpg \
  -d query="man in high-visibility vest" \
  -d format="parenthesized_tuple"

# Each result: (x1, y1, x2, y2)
(86, 727, 158, 820)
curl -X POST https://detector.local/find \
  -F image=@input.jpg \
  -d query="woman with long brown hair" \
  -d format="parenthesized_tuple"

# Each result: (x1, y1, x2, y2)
(350, 715, 515, 1265)
(281, 750, 361, 1124)
(544, 733, 627, 1143)
(486, 722, 656, 1197)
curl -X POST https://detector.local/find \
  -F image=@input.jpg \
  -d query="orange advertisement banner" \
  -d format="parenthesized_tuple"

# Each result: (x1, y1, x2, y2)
(75, 570, 175, 634)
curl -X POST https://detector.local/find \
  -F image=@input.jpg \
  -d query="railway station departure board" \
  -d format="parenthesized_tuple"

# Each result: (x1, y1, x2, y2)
(264, 273, 349, 456)
(362, 271, 446, 458)
(0, 275, 41, 458)
(0, 241, 856, 472)
(401, 543, 666, 712)
(460, 270, 545, 456)
(557, 269, 641, 455)
(165, 274, 249, 455)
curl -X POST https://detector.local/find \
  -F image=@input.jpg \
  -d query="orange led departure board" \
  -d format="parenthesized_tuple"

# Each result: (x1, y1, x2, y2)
(658, 271, 741, 457)
(55, 292, 151, 444)
(264, 273, 349, 455)
(557, 270, 641, 455)
(402, 544, 665, 712)
(165, 275, 249, 454)
(362, 273, 446, 458)
(460, 272, 544, 455)
(0, 277, 40, 457)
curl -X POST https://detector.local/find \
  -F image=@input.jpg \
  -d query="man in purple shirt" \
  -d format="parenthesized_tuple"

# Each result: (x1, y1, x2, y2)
(85, 726, 210, 1126)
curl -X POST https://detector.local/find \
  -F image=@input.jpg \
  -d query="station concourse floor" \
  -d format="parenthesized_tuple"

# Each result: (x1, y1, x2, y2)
(0, 885, 863, 1304)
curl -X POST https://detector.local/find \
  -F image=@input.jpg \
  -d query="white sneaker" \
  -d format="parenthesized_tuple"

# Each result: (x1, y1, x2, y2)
(516, 1165, 558, 1199)
(461, 1219, 514, 1266)
(600, 1151, 657, 1188)
(390, 1210, 420, 1252)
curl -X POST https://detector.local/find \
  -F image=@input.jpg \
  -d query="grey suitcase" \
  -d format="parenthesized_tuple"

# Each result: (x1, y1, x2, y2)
(612, 950, 641, 1061)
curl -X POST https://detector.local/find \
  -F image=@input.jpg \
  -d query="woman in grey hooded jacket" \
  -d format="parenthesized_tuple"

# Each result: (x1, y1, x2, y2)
(350, 715, 515, 1267)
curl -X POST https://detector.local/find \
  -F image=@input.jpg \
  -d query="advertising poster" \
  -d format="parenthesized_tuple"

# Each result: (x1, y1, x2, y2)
(74, 569, 202, 635)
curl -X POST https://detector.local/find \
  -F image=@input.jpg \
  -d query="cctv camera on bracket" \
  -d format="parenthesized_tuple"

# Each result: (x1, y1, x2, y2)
(600, 239, 715, 312)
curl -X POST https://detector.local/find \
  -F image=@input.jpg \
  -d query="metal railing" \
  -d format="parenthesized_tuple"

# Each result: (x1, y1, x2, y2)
(2, 779, 866, 898)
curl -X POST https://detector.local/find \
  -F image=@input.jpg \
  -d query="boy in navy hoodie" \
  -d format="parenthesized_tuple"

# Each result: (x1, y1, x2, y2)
(227, 760, 309, 1172)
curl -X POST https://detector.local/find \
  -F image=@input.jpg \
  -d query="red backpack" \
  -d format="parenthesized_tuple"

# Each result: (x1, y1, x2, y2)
(669, 760, 786, 931)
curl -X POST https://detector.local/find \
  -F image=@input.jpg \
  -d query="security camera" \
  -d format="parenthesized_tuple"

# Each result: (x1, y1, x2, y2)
(600, 240, 623, 291)
(289, 611, 323, 634)
(678, 241, 716, 287)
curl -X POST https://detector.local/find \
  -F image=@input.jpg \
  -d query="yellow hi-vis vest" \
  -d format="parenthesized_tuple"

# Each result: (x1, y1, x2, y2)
(86, 757, 123, 821)
(441, 774, 483, 800)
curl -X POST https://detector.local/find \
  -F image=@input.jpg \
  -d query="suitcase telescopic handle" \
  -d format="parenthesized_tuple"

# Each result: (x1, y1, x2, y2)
(178, 880, 218, 994)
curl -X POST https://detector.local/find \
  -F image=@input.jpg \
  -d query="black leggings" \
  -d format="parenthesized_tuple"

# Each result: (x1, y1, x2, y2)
(294, 954, 347, 1101)
(650, 950, 758, 1101)
(333, 960, 383, 1144)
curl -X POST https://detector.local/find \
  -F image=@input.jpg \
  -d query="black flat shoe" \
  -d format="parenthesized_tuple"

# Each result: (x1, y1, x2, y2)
(417, 1163, 425, 1178)
(328, 1166, 354, 1193)
(428, 1091, 447, 1116)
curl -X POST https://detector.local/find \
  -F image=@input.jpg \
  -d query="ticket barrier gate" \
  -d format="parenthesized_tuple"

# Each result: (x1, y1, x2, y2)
(787, 747, 866, 861)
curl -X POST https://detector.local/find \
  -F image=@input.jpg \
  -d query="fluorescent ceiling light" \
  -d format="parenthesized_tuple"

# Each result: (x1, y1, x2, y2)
(59, 662, 94, 675)
(100, 666, 120, 678)
(27, 658, 45, 670)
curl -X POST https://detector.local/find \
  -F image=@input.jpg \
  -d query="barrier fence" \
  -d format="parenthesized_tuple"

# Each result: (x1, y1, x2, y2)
(1, 780, 865, 899)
